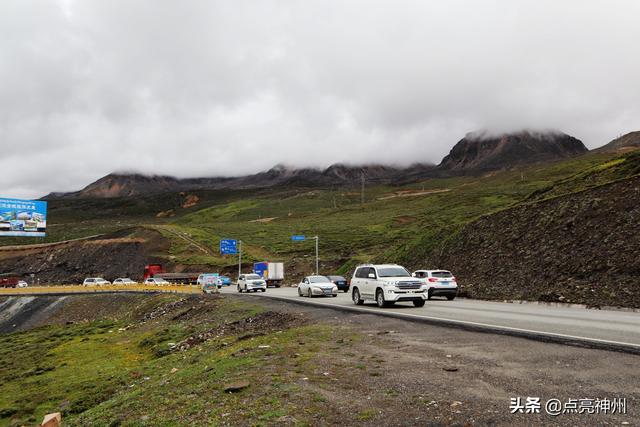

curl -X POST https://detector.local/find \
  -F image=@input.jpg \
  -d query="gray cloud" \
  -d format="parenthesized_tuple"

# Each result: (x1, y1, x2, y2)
(1, 0, 639, 198)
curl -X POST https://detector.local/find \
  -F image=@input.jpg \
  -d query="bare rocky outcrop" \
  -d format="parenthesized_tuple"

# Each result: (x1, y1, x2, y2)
(427, 176, 640, 307)
(439, 130, 587, 172)
(0, 228, 168, 284)
(595, 130, 640, 152)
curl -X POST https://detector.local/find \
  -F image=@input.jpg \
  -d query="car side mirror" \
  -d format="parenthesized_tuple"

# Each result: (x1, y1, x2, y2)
(368, 273, 375, 279)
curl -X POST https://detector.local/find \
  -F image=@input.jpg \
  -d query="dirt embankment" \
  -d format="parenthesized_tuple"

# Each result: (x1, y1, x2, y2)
(0, 228, 168, 284)
(428, 176, 640, 308)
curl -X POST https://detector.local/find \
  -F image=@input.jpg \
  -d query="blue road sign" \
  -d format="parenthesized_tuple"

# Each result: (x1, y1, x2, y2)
(291, 235, 306, 241)
(220, 238, 238, 255)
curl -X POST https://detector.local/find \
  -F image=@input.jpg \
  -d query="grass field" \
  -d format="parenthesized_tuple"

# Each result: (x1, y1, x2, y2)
(0, 294, 362, 426)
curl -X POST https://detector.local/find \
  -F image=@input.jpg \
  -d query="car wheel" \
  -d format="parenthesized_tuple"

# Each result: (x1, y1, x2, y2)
(343, 289, 349, 293)
(446, 295, 455, 301)
(352, 288, 364, 305)
(332, 294, 337, 298)
(413, 299, 426, 307)
(244, 285, 248, 292)
(376, 289, 387, 308)
(307, 288, 313, 298)
(261, 289, 266, 292)
(298, 287, 303, 297)
(237, 285, 242, 293)
(427, 289, 433, 300)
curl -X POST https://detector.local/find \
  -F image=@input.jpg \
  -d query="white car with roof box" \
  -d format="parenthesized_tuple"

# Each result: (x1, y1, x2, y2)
(412, 270, 458, 300)
(350, 264, 428, 308)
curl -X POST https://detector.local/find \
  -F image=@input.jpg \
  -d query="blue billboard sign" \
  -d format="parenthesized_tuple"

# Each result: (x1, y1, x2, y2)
(291, 235, 306, 241)
(0, 198, 47, 237)
(220, 238, 238, 255)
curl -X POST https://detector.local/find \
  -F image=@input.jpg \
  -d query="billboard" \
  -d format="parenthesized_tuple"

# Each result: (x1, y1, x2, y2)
(0, 198, 47, 237)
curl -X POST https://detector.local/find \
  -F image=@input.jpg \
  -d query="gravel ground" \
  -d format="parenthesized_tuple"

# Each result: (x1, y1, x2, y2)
(240, 295, 638, 426)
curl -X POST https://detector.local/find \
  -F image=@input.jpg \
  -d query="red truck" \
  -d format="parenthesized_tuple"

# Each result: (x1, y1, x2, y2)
(0, 273, 20, 288)
(143, 264, 200, 284)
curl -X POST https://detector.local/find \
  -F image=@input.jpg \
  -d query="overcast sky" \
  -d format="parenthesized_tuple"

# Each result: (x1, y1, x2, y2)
(1, 1, 639, 198)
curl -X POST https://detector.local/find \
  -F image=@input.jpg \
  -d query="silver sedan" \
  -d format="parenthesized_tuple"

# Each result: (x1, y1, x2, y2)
(297, 275, 338, 298)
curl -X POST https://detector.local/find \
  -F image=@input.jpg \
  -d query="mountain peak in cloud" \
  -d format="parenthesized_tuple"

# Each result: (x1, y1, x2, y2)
(439, 130, 587, 171)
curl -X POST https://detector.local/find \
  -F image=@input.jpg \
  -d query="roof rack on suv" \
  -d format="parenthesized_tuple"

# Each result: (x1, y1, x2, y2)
(354, 263, 401, 268)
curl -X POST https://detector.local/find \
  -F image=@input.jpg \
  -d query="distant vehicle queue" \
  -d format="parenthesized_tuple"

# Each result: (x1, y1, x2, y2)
(69, 262, 460, 309)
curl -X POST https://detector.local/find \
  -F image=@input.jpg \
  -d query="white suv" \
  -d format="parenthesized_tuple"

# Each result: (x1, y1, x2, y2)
(237, 274, 267, 293)
(412, 270, 458, 300)
(350, 264, 428, 308)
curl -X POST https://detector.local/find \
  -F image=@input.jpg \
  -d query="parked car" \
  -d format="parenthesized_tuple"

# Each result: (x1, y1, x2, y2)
(298, 275, 338, 298)
(83, 277, 111, 286)
(326, 275, 349, 293)
(17, 281, 28, 288)
(217, 275, 232, 286)
(237, 274, 266, 293)
(350, 264, 427, 307)
(412, 270, 458, 300)
(144, 277, 170, 285)
(113, 278, 137, 285)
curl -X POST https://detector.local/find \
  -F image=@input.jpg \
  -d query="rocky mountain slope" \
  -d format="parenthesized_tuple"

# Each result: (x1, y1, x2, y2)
(595, 131, 640, 152)
(427, 174, 640, 308)
(0, 228, 169, 283)
(439, 130, 587, 172)
(47, 163, 436, 199)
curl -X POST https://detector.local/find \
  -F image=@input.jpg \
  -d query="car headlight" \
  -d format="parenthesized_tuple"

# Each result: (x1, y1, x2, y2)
(384, 281, 397, 287)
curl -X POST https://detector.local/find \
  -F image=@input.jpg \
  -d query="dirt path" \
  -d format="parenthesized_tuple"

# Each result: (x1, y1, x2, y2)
(152, 225, 212, 255)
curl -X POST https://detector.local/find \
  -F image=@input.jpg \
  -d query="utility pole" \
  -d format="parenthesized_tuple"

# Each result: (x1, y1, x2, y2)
(313, 236, 319, 275)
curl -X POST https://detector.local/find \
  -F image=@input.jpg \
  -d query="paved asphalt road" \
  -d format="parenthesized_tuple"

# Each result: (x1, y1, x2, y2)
(220, 286, 640, 352)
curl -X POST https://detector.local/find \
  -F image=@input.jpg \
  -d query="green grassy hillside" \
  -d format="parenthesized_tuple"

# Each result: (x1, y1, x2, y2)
(6, 149, 636, 278)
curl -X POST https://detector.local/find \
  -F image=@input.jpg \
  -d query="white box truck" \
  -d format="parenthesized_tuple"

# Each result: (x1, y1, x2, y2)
(253, 262, 284, 287)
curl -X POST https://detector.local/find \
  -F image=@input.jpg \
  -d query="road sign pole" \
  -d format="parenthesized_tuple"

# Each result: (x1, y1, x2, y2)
(314, 236, 319, 275)
(238, 240, 242, 279)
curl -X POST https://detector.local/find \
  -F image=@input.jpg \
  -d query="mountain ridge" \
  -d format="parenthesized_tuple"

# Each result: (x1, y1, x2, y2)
(47, 129, 596, 199)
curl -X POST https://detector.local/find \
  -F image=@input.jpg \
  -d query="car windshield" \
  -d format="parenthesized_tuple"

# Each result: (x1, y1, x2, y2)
(246, 274, 261, 280)
(377, 267, 410, 277)
(309, 276, 330, 283)
(431, 271, 453, 278)
(327, 276, 345, 281)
